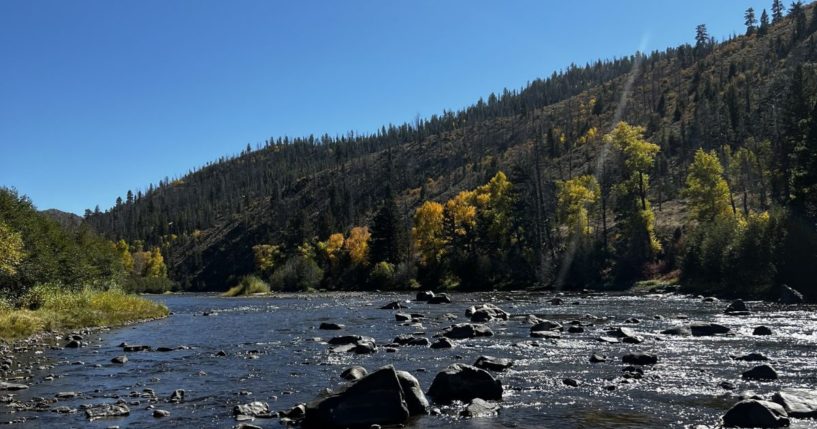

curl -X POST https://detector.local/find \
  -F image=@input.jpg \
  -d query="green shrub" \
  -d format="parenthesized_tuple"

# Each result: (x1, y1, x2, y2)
(367, 261, 396, 289)
(269, 256, 323, 292)
(222, 275, 271, 297)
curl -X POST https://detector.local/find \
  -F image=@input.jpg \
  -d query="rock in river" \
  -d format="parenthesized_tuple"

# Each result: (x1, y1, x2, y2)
(427, 363, 503, 403)
(661, 322, 730, 336)
(622, 353, 658, 365)
(427, 293, 452, 304)
(233, 401, 272, 418)
(430, 338, 454, 349)
(725, 299, 751, 315)
(341, 366, 368, 381)
(722, 399, 789, 428)
(779, 284, 804, 304)
(530, 320, 562, 332)
(753, 326, 773, 336)
(111, 355, 128, 364)
(473, 356, 514, 372)
(742, 364, 778, 381)
(771, 388, 817, 418)
(302, 366, 427, 429)
(416, 291, 435, 301)
(732, 352, 769, 362)
(319, 322, 344, 330)
(380, 301, 404, 310)
(460, 398, 500, 417)
(466, 304, 509, 322)
(0, 382, 28, 391)
(442, 323, 493, 339)
(84, 403, 130, 420)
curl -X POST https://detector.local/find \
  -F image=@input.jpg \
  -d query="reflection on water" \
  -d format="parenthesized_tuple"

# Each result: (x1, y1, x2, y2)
(2, 292, 816, 428)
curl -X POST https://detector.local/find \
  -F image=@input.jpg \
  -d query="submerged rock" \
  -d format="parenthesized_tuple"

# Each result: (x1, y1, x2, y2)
(661, 322, 730, 336)
(732, 352, 769, 362)
(430, 338, 454, 349)
(319, 322, 344, 330)
(380, 301, 404, 310)
(771, 388, 817, 418)
(84, 403, 130, 420)
(111, 356, 127, 364)
(153, 409, 170, 418)
(302, 366, 426, 429)
(530, 320, 562, 332)
(589, 354, 607, 363)
(392, 335, 430, 346)
(722, 399, 789, 428)
(427, 364, 503, 403)
(0, 382, 28, 391)
(442, 323, 493, 339)
(473, 356, 513, 372)
(622, 353, 658, 365)
(460, 398, 500, 417)
(742, 364, 778, 381)
(530, 330, 561, 339)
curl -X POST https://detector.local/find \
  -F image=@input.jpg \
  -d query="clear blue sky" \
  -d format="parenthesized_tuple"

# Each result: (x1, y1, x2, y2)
(0, 0, 770, 215)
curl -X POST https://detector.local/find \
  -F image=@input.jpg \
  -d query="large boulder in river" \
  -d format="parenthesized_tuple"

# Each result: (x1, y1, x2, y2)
(661, 322, 730, 336)
(530, 320, 562, 332)
(428, 293, 452, 304)
(771, 388, 817, 418)
(442, 323, 493, 339)
(473, 356, 514, 372)
(725, 300, 751, 315)
(722, 399, 789, 428)
(427, 364, 503, 403)
(303, 366, 427, 429)
(742, 364, 778, 381)
(779, 284, 804, 304)
(466, 304, 509, 322)
(753, 326, 773, 336)
(416, 291, 435, 301)
(0, 382, 29, 391)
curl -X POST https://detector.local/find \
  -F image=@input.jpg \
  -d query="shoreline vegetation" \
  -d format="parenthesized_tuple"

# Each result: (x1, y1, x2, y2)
(0, 285, 168, 341)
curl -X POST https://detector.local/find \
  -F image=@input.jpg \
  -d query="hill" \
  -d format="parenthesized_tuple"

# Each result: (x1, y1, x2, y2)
(87, 2, 817, 294)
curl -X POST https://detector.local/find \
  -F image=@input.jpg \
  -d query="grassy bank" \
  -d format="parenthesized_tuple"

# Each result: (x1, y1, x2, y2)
(0, 286, 169, 341)
(222, 275, 271, 297)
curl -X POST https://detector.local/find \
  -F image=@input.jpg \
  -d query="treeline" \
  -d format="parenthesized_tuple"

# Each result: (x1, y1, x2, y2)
(85, 1, 817, 291)
(0, 188, 172, 300)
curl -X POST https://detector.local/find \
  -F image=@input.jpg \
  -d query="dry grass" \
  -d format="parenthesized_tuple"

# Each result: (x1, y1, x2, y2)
(0, 286, 169, 341)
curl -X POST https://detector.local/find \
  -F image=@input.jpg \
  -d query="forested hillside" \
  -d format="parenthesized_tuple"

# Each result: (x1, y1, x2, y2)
(87, 2, 817, 300)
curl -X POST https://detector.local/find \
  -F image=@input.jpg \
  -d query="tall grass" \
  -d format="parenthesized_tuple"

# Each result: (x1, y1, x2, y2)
(222, 275, 271, 297)
(0, 285, 169, 341)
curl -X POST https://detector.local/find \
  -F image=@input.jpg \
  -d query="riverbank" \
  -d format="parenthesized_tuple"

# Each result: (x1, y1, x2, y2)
(0, 287, 169, 342)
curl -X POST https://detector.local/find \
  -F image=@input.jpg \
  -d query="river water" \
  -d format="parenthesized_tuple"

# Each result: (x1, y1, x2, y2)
(1, 292, 816, 428)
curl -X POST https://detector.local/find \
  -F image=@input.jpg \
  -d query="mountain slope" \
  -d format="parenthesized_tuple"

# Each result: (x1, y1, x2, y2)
(88, 3, 817, 290)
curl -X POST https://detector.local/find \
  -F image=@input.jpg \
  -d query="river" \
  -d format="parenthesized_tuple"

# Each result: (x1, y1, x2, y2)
(1, 291, 816, 428)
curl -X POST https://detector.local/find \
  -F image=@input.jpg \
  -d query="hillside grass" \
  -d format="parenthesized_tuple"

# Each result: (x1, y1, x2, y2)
(0, 285, 169, 341)
(222, 275, 271, 297)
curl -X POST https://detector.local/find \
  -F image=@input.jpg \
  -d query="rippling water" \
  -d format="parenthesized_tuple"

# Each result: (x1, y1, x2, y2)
(2, 292, 817, 428)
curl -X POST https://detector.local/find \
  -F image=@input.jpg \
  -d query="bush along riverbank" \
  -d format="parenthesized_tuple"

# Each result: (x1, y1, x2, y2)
(0, 284, 169, 341)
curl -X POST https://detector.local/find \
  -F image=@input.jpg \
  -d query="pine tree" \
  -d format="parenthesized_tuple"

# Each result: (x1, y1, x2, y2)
(759, 9, 770, 36)
(772, 0, 785, 22)
(369, 191, 407, 265)
(745, 8, 757, 35)
(695, 24, 710, 49)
